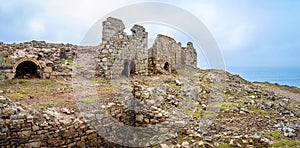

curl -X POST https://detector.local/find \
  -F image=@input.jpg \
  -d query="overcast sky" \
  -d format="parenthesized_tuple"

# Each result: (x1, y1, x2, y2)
(1, 0, 300, 68)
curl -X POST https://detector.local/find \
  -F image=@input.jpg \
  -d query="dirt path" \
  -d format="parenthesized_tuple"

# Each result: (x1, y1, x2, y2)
(255, 83, 300, 102)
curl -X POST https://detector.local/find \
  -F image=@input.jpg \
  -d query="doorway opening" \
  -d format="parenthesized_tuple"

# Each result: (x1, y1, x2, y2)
(15, 61, 39, 79)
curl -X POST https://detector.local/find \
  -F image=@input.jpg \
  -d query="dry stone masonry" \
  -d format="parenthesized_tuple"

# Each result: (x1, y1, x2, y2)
(0, 41, 76, 80)
(0, 17, 197, 80)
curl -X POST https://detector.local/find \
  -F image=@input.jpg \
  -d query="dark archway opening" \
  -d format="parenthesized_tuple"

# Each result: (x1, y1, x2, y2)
(130, 61, 135, 76)
(15, 61, 39, 79)
(121, 61, 130, 77)
(164, 62, 170, 72)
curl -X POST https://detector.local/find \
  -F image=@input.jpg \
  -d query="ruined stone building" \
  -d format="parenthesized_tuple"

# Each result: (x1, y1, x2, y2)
(96, 17, 197, 78)
(0, 17, 197, 80)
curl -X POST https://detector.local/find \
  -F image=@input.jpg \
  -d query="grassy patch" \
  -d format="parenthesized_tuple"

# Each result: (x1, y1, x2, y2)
(264, 131, 281, 139)
(216, 144, 233, 148)
(184, 108, 193, 116)
(81, 96, 98, 103)
(235, 97, 252, 104)
(251, 109, 274, 115)
(7, 93, 29, 100)
(210, 102, 234, 111)
(183, 96, 192, 104)
(42, 101, 65, 105)
(221, 103, 234, 110)
(272, 139, 300, 147)
(60, 58, 74, 66)
(106, 85, 113, 90)
(202, 111, 218, 118)
(192, 112, 201, 118)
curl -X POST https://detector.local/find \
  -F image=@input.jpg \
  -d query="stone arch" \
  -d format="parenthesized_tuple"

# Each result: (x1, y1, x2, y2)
(12, 58, 41, 78)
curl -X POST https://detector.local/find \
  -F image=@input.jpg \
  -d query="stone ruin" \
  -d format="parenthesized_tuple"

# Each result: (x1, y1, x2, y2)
(0, 17, 197, 80)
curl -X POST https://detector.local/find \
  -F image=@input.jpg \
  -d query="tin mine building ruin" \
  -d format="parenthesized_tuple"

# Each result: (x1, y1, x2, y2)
(0, 17, 197, 80)
(96, 17, 197, 78)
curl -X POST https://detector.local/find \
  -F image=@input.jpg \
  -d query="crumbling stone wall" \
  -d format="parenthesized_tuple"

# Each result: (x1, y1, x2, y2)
(0, 41, 76, 80)
(0, 96, 124, 147)
(181, 42, 197, 68)
(148, 34, 182, 74)
(96, 17, 197, 78)
(96, 17, 148, 78)
(0, 17, 198, 80)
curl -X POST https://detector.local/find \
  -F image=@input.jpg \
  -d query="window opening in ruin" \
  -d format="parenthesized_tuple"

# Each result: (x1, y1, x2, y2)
(121, 61, 130, 77)
(164, 62, 170, 72)
(15, 61, 39, 79)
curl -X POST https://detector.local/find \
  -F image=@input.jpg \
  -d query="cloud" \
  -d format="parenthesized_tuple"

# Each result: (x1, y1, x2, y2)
(28, 18, 45, 33)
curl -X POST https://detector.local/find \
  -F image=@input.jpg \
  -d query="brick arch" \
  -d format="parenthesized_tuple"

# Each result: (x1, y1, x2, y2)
(12, 58, 41, 73)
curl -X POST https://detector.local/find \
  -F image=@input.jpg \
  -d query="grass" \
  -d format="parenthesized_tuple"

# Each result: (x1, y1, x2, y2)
(264, 131, 281, 139)
(235, 97, 252, 104)
(81, 96, 98, 103)
(192, 112, 201, 118)
(202, 111, 218, 118)
(60, 58, 74, 66)
(2, 79, 71, 100)
(7, 92, 29, 100)
(210, 102, 234, 111)
(251, 109, 274, 115)
(272, 139, 300, 147)
(106, 85, 113, 90)
(216, 144, 233, 148)
(183, 96, 192, 104)
(42, 101, 65, 105)
(221, 103, 234, 110)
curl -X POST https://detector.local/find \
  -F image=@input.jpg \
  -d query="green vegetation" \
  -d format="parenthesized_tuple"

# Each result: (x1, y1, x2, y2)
(264, 131, 281, 139)
(192, 112, 201, 118)
(272, 139, 300, 147)
(235, 97, 252, 104)
(1, 79, 70, 100)
(106, 85, 113, 90)
(42, 101, 65, 105)
(251, 109, 274, 115)
(216, 144, 233, 148)
(202, 111, 218, 118)
(81, 96, 98, 103)
(60, 58, 74, 66)
(7, 92, 29, 100)
(221, 103, 234, 110)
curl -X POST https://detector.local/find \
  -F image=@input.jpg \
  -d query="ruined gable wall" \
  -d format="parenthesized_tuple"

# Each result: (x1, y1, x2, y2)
(181, 42, 197, 68)
(148, 34, 182, 74)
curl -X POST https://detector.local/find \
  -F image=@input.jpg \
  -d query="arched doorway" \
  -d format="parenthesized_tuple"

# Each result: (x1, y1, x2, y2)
(121, 61, 130, 77)
(164, 62, 170, 72)
(13, 58, 41, 79)
(15, 61, 38, 78)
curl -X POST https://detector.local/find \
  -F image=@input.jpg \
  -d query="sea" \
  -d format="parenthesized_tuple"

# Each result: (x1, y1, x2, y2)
(226, 67, 300, 88)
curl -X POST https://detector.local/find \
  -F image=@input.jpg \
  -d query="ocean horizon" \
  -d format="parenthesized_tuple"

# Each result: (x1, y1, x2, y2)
(226, 67, 300, 88)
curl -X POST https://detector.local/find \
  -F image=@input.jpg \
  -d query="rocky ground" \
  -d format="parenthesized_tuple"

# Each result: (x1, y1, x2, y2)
(0, 69, 300, 147)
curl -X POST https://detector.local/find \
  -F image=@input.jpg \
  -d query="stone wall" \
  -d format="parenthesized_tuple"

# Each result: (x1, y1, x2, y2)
(181, 42, 197, 68)
(148, 34, 182, 74)
(148, 34, 197, 74)
(0, 17, 198, 80)
(0, 41, 76, 80)
(0, 96, 123, 147)
(96, 17, 148, 78)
